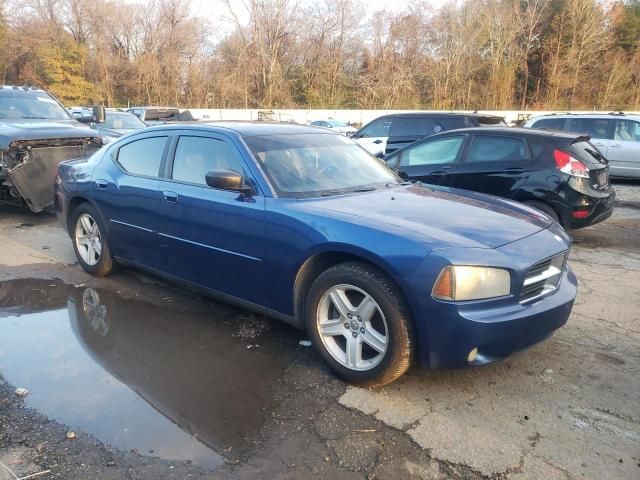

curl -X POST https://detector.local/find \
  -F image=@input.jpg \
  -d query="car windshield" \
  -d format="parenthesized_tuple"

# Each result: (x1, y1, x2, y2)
(244, 133, 399, 198)
(327, 119, 349, 127)
(0, 90, 71, 120)
(104, 113, 146, 130)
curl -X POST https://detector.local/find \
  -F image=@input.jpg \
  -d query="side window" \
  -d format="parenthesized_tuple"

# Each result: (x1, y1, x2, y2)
(116, 136, 167, 177)
(532, 118, 565, 130)
(399, 136, 464, 167)
(528, 139, 548, 159)
(431, 117, 468, 133)
(171, 136, 246, 187)
(614, 120, 640, 142)
(565, 118, 614, 140)
(358, 118, 392, 138)
(389, 117, 432, 137)
(466, 136, 529, 162)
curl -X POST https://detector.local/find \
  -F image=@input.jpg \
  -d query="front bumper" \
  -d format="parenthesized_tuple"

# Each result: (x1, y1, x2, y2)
(423, 266, 577, 368)
(399, 223, 577, 369)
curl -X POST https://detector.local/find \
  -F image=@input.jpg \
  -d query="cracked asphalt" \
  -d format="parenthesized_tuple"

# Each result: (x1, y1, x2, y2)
(1, 181, 639, 480)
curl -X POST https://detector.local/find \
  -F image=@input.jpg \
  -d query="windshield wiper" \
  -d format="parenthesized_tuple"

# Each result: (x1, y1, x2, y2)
(321, 186, 377, 197)
(385, 182, 411, 187)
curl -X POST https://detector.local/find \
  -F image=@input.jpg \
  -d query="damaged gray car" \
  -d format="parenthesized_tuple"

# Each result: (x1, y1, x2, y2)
(0, 86, 102, 212)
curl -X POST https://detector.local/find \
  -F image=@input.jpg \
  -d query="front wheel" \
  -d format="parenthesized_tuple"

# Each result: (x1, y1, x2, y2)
(305, 262, 414, 386)
(71, 203, 114, 276)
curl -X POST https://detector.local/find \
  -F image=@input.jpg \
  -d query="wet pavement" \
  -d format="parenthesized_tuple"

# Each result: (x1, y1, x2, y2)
(0, 181, 639, 479)
(0, 279, 296, 470)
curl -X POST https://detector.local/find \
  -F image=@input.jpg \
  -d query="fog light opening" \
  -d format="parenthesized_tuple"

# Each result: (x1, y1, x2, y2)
(467, 347, 478, 364)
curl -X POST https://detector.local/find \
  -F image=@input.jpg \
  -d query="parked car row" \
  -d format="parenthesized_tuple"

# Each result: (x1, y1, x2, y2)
(0, 84, 628, 386)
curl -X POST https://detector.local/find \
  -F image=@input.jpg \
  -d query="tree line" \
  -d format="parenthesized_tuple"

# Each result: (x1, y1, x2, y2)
(0, 0, 639, 110)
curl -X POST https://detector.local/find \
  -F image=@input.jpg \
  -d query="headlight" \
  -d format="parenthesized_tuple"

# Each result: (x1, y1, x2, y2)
(432, 266, 511, 301)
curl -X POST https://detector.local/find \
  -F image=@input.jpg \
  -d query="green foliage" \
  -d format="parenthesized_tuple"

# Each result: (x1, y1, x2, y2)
(37, 37, 95, 104)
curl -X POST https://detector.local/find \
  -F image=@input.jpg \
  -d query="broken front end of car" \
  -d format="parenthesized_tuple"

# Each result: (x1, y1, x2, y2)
(0, 136, 102, 212)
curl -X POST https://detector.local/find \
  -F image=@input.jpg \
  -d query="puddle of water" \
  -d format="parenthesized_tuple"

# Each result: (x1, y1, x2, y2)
(0, 279, 295, 469)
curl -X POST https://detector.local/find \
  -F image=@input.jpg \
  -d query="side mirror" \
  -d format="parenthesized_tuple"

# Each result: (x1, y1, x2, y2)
(92, 105, 106, 124)
(205, 169, 253, 194)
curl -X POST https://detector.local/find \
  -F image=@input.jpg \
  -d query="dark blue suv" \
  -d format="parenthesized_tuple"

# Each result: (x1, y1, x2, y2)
(56, 123, 577, 385)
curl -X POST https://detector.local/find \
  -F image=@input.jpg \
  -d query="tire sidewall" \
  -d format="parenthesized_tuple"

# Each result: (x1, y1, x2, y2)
(304, 263, 411, 385)
(71, 203, 113, 275)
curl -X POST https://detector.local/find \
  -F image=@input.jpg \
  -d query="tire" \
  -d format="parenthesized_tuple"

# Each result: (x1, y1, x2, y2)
(527, 200, 560, 224)
(71, 203, 114, 276)
(305, 261, 414, 387)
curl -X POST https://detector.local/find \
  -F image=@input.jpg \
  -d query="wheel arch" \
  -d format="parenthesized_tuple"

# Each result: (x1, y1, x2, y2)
(292, 248, 416, 334)
(66, 195, 107, 236)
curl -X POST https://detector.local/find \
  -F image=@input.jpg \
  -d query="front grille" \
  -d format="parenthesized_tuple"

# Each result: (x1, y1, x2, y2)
(520, 252, 567, 303)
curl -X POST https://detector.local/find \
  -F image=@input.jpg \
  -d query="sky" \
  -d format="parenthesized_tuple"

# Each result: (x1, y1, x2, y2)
(190, 0, 449, 31)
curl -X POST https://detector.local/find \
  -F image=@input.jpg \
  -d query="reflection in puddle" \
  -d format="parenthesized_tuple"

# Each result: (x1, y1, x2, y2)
(0, 279, 294, 469)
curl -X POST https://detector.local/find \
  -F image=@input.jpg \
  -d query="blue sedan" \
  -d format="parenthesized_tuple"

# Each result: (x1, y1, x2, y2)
(55, 123, 577, 386)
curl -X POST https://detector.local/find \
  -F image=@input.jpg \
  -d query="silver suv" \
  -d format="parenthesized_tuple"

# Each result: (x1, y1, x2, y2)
(524, 113, 640, 178)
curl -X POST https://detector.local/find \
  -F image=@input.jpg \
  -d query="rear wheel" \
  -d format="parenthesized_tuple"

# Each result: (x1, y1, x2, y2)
(305, 262, 414, 386)
(71, 203, 114, 276)
(527, 200, 560, 224)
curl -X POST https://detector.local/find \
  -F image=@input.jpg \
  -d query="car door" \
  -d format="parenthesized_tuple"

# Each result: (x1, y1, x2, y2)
(565, 117, 614, 159)
(155, 132, 266, 306)
(610, 119, 640, 178)
(452, 134, 533, 199)
(91, 133, 169, 269)
(391, 135, 466, 186)
(385, 116, 434, 156)
(352, 117, 392, 157)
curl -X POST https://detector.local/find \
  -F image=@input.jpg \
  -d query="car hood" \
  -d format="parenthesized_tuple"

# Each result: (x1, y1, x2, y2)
(301, 184, 551, 249)
(94, 126, 136, 137)
(0, 119, 100, 149)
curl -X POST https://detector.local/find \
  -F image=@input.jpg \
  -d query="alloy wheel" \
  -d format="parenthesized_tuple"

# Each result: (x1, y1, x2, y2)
(316, 284, 388, 371)
(75, 213, 102, 266)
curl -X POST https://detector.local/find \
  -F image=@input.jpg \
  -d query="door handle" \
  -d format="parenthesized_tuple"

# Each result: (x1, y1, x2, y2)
(162, 191, 178, 203)
(373, 139, 383, 144)
(95, 179, 108, 189)
(502, 168, 525, 174)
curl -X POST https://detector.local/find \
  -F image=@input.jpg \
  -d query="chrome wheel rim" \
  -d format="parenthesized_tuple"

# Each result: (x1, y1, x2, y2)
(82, 288, 109, 336)
(75, 213, 102, 266)
(316, 284, 388, 371)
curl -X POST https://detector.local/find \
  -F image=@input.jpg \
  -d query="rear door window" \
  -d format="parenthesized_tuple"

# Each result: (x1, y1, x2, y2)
(358, 118, 392, 138)
(614, 120, 640, 142)
(399, 136, 465, 167)
(389, 117, 432, 137)
(565, 118, 614, 140)
(430, 117, 469, 133)
(531, 118, 565, 130)
(466, 136, 529, 162)
(117, 136, 168, 177)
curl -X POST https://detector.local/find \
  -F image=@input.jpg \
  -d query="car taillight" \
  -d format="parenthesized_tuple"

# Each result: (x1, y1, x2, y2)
(553, 149, 589, 178)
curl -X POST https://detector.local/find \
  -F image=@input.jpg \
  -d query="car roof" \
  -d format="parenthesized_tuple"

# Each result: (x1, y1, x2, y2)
(0, 85, 50, 94)
(142, 121, 336, 136)
(530, 113, 640, 121)
(373, 112, 503, 119)
(429, 126, 584, 138)
(386, 126, 588, 157)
